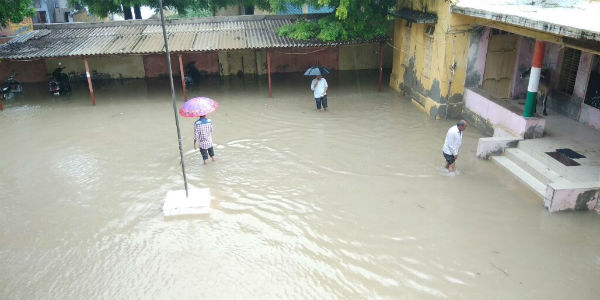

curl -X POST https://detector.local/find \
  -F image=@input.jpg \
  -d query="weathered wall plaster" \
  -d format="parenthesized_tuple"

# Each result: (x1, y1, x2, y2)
(464, 88, 545, 138)
(544, 183, 600, 212)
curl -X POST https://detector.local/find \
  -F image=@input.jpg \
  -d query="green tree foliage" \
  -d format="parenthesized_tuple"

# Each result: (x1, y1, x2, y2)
(68, 0, 392, 42)
(68, 0, 202, 18)
(276, 0, 394, 42)
(0, 0, 35, 27)
(168, 6, 212, 18)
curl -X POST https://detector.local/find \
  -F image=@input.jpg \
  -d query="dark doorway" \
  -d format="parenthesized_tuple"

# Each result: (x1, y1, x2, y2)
(37, 11, 47, 23)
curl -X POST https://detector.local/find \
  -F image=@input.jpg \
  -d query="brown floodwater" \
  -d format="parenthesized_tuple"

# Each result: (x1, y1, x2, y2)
(1, 71, 599, 299)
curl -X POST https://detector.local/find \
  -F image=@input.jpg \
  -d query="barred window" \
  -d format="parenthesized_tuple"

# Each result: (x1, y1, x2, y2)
(422, 25, 435, 78)
(558, 48, 581, 96)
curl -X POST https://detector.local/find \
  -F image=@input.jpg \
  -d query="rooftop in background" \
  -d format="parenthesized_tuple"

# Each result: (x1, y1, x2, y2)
(0, 14, 385, 60)
(452, 0, 600, 42)
(277, 3, 334, 15)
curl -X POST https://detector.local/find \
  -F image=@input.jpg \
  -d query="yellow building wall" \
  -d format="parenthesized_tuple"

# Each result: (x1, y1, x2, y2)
(390, 0, 473, 119)
(45, 56, 145, 79)
(72, 11, 109, 22)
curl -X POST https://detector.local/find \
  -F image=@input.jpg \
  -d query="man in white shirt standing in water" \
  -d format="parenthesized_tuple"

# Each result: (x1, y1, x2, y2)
(311, 75, 328, 112)
(442, 120, 467, 172)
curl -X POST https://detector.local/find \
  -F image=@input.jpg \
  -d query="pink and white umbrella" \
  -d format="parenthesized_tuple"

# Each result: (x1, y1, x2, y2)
(178, 97, 219, 117)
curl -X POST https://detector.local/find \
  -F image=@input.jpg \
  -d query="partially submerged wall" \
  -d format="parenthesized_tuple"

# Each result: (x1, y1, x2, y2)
(338, 43, 392, 70)
(46, 56, 146, 79)
(270, 47, 338, 73)
(390, 0, 472, 119)
(0, 59, 47, 83)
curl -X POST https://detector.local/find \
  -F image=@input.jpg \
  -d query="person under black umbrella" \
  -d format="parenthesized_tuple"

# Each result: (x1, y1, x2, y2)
(305, 66, 330, 112)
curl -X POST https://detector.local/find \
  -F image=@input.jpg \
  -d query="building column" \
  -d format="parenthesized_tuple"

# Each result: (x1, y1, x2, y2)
(267, 49, 272, 98)
(524, 40, 545, 117)
(83, 56, 96, 106)
(178, 54, 187, 101)
(378, 42, 384, 92)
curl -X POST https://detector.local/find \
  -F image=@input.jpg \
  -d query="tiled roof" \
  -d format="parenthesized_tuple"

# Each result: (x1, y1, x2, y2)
(0, 14, 386, 60)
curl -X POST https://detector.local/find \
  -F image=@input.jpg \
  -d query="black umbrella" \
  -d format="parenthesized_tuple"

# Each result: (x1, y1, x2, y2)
(304, 66, 330, 76)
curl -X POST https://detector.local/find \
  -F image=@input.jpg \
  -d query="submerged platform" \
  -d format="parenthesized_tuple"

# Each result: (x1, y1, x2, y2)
(163, 188, 211, 217)
(485, 113, 600, 212)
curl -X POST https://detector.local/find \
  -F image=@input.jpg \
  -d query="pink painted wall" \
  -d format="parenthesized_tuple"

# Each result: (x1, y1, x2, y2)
(574, 52, 594, 99)
(472, 28, 490, 87)
(511, 37, 534, 99)
(544, 43, 561, 89)
(579, 104, 600, 131)
(545, 185, 599, 212)
(464, 88, 545, 137)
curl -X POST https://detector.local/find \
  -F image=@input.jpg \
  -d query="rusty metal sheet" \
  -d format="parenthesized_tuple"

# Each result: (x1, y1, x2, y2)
(0, 15, 382, 59)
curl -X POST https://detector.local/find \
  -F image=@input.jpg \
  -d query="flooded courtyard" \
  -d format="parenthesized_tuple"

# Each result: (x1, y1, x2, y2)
(1, 71, 599, 299)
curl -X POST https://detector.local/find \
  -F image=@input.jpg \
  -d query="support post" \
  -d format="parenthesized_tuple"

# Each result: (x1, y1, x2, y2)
(267, 49, 272, 98)
(0, 95, 3, 111)
(378, 42, 384, 92)
(83, 56, 95, 106)
(158, 0, 189, 197)
(178, 54, 187, 101)
(524, 40, 545, 117)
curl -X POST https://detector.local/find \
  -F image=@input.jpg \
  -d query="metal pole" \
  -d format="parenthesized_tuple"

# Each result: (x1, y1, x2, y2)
(0, 95, 3, 110)
(445, 62, 456, 120)
(83, 57, 96, 106)
(378, 42, 384, 92)
(267, 49, 272, 98)
(159, 0, 189, 197)
(178, 54, 187, 101)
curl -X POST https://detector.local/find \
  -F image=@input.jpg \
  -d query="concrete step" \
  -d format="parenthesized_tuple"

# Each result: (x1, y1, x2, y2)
(504, 148, 567, 185)
(491, 156, 546, 198)
(516, 141, 569, 175)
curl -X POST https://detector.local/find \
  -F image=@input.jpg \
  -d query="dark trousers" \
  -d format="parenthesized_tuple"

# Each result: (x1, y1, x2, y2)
(315, 95, 328, 109)
(199, 147, 214, 160)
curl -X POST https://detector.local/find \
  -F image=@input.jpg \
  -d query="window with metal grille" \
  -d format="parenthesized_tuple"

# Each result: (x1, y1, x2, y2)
(558, 48, 581, 95)
(422, 25, 434, 78)
(584, 55, 600, 109)
(402, 21, 412, 66)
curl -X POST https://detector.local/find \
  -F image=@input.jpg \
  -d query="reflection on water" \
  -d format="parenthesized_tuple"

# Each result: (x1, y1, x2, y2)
(1, 71, 599, 299)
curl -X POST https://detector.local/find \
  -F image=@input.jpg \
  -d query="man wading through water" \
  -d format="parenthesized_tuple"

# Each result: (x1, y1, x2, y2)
(442, 120, 467, 172)
(311, 75, 328, 112)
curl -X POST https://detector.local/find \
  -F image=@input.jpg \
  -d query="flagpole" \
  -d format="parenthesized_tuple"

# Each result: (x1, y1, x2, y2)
(158, 0, 189, 197)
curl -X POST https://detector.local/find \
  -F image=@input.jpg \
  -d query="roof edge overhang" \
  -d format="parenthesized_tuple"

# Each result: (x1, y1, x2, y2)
(33, 13, 331, 30)
(451, 5, 600, 43)
(388, 8, 437, 24)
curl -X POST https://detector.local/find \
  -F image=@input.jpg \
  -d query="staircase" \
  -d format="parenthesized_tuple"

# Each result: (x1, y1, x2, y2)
(489, 140, 600, 212)
(491, 147, 568, 198)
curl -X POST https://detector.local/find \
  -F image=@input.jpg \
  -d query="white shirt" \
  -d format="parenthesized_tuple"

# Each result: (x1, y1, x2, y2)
(311, 78, 328, 98)
(442, 125, 463, 156)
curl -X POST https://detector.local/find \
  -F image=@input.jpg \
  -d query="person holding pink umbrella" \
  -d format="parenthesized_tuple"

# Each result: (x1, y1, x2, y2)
(194, 115, 215, 164)
(179, 97, 219, 164)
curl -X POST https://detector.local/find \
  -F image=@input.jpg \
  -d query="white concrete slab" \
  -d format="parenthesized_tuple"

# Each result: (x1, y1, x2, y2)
(163, 188, 211, 217)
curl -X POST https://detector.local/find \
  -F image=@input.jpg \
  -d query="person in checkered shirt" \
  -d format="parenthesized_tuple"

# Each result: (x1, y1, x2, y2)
(193, 115, 216, 164)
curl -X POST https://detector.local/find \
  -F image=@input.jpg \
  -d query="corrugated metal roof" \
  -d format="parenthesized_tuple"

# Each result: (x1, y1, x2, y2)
(0, 14, 387, 60)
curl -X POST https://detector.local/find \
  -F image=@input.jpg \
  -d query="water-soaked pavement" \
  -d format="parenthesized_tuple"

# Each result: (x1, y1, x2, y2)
(1, 71, 599, 299)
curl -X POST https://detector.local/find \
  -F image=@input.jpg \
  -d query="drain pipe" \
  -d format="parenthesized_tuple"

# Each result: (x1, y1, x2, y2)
(445, 61, 456, 120)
